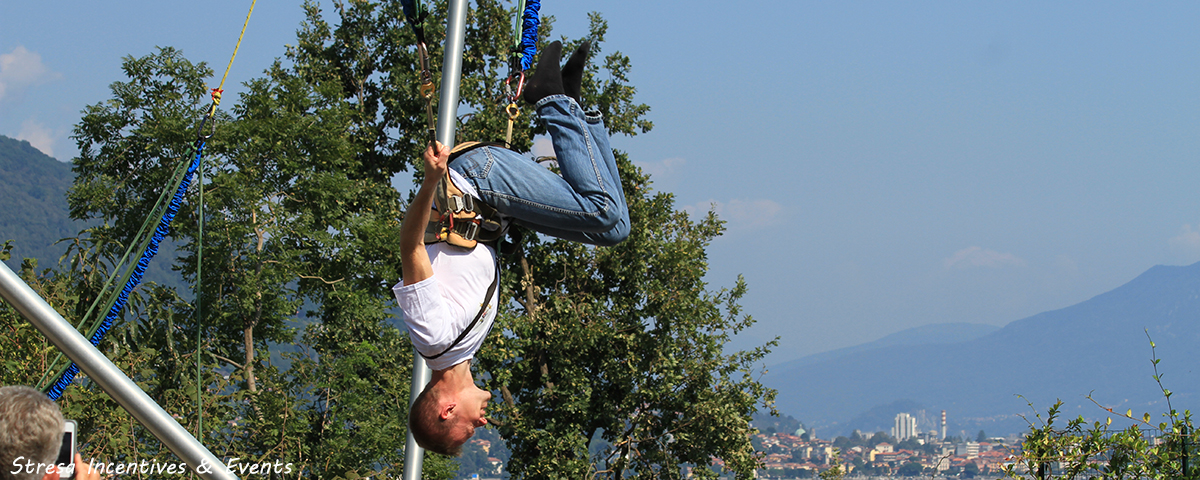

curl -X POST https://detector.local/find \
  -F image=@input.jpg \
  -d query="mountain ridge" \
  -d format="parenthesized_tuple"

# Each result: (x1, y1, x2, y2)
(0, 134, 78, 269)
(766, 262, 1200, 437)
(771, 322, 1000, 370)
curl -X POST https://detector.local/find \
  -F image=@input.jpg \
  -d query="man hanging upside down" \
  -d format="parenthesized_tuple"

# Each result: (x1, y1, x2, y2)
(393, 40, 630, 456)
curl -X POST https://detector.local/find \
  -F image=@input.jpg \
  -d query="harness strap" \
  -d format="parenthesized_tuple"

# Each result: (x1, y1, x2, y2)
(418, 251, 500, 361)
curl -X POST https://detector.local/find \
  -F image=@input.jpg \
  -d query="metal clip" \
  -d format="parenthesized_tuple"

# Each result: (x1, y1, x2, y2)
(504, 72, 525, 103)
(417, 42, 437, 146)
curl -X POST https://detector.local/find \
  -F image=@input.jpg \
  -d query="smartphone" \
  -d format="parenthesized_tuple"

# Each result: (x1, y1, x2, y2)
(57, 419, 76, 479)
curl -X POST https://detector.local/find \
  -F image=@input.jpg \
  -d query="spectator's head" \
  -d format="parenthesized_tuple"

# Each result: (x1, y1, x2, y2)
(408, 381, 490, 456)
(0, 386, 64, 480)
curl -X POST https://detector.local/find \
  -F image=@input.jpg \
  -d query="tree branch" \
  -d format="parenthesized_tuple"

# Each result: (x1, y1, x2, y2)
(211, 353, 244, 371)
(298, 275, 344, 284)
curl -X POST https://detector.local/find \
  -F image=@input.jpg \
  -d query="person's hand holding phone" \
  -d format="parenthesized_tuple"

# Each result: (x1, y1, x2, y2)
(71, 454, 102, 480)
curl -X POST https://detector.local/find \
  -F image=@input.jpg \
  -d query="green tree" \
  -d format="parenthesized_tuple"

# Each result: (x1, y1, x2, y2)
(896, 437, 921, 451)
(963, 461, 979, 478)
(0, 242, 62, 388)
(897, 461, 923, 476)
(57, 31, 433, 476)
(818, 449, 844, 480)
(480, 108, 773, 479)
(868, 431, 892, 447)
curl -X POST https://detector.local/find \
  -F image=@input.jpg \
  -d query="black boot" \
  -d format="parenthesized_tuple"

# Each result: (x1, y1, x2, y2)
(561, 40, 590, 105)
(522, 41, 564, 106)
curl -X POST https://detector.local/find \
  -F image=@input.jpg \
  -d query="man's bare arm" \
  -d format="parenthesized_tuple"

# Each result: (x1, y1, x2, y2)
(400, 142, 450, 286)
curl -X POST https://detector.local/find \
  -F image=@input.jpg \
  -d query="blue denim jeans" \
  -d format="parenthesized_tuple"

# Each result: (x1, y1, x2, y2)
(449, 95, 630, 246)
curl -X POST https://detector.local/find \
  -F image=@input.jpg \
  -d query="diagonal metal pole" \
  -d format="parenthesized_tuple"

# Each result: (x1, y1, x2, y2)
(0, 261, 238, 480)
(402, 0, 469, 479)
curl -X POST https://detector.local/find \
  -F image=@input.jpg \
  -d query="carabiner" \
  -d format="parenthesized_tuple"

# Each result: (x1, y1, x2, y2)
(504, 71, 526, 103)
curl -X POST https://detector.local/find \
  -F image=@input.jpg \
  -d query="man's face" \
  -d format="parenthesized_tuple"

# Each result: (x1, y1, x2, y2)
(451, 386, 492, 445)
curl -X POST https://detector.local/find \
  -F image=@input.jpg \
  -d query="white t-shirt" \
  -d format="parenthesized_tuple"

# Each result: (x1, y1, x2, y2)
(392, 169, 499, 371)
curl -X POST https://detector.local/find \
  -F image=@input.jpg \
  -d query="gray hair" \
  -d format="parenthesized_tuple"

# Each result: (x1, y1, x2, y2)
(0, 386, 64, 480)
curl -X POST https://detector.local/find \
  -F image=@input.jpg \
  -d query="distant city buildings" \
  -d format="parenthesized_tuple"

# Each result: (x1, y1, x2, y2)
(749, 410, 1024, 478)
(957, 441, 981, 458)
(892, 412, 918, 441)
(751, 428, 1018, 478)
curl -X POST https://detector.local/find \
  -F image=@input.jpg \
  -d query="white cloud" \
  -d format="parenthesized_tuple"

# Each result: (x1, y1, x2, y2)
(1168, 224, 1200, 252)
(0, 46, 59, 103)
(635, 157, 686, 180)
(18, 120, 56, 158)
(684, 198, 782, 230)
(1052, 254, 1079, 274)
(943, 246, 1027, 269)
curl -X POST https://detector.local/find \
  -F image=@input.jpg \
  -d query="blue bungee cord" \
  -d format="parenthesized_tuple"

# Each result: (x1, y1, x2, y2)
(517, 0, 541, 71)
(44, 143, 205, 400)
(503, 0, 541, 146)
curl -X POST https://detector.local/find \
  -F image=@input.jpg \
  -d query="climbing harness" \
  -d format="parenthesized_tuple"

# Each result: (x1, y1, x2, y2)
(423, 142, 507, 249)
(422, 0, 541, 248)
(399, 0, 541, 234)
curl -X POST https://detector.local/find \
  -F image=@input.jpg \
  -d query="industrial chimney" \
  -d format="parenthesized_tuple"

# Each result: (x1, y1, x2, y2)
(941, 410, 947, 440)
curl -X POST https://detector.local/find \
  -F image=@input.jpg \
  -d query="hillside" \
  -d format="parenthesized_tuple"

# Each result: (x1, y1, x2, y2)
(0, 135, 78, 269)
(773, 322, 999, 369)
(0, 134, 186, 291)
(766, 262, 1200, 437)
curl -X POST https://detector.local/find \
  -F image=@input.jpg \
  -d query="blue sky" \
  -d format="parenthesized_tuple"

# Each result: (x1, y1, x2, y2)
(5, 1, 1200, 366)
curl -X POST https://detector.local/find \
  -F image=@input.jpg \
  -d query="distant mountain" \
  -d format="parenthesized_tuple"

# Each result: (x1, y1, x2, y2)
(0, 134, 184, 290)
(766, 263, 1200, 437)
(0, 135, 79, 269)
(773, 322, 999, 369)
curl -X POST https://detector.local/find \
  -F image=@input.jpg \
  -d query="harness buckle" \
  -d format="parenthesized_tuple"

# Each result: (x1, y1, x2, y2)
(448, 195, 466, 213)
(463, 221, 480, 241)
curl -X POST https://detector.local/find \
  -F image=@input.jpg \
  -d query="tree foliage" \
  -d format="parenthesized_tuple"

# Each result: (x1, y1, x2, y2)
(1, 1, 774, 479)
(482, 175, 774, 479)
(1005, 334, 1197, 480)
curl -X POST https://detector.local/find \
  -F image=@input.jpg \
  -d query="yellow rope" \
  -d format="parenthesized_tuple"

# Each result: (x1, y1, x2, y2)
(208, 0, 258, 114)
(197, 0, 257, 446)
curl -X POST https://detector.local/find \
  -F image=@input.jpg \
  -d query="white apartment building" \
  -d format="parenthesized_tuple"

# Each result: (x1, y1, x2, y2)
(892, 412, 918, 441)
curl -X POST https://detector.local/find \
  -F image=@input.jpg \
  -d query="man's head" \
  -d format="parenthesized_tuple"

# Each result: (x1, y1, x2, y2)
(0, 386, 65, 480)
(409, 380, 491, 456)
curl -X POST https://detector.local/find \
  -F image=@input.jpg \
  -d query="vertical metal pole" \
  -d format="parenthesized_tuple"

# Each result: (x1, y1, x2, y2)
(402, 1, 469, 479)
(401, 354, 432, 480)
(435, 0, 469, 149)
(0, 262, 238, 480)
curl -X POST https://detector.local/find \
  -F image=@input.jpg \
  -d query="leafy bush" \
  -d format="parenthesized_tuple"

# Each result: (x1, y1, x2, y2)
(1005, 332, 1197, 479)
